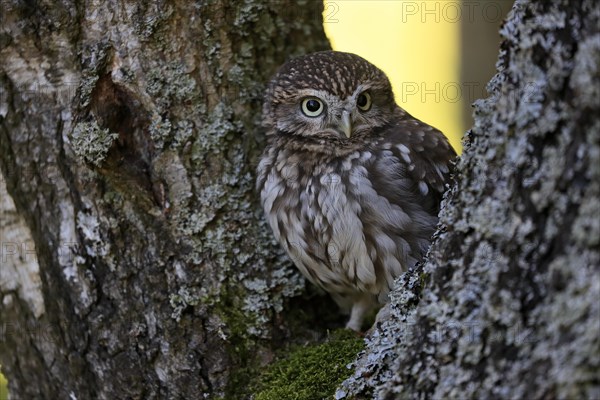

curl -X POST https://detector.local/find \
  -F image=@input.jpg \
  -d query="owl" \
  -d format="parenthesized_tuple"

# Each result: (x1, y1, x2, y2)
(257, 51, 455, 331)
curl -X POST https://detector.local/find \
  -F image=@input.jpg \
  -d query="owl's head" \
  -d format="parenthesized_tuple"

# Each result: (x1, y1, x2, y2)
(263, 51, 397, 142)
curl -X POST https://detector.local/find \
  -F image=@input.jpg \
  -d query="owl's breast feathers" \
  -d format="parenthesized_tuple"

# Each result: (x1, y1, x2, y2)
(257, 117, 455, 301)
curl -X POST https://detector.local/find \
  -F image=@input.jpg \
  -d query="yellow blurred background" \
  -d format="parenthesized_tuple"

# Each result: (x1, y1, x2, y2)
(324, 0, 512, 153)
(0, 372, 6, 400)
(324, 0, 461, 151)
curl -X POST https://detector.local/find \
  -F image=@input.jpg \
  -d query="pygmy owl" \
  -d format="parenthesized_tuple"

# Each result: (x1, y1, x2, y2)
(257, 51, 455, 331)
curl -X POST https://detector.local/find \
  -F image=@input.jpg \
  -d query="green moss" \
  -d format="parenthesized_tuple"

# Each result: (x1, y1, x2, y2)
(254, 330, 365, 400)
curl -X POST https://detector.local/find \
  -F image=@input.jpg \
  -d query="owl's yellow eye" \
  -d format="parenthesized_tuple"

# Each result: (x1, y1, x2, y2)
(357, 92, 372, 111)
(301, 98, 324, 117)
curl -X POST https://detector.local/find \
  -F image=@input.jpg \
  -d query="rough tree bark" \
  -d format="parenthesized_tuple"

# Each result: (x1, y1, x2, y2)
(339, 0, 599, 398)
(0, 1, 331, 398)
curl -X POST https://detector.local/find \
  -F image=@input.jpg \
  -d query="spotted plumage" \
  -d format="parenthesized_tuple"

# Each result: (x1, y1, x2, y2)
(257, 51, 455, 331)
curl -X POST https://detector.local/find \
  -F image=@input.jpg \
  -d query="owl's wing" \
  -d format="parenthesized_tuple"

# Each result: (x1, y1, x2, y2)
(356, 116, 456, 277)
(375, 115, 456, 210)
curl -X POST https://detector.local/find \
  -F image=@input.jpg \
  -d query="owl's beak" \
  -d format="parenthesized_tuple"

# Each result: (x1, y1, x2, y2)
(340, 110, 352, 138)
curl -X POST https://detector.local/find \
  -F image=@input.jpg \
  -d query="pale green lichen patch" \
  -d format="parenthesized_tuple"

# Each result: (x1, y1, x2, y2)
(149, 113, 172, 149)
(78, 74, 99, 109)
(239, 262, 306, 338)
(77, 41, 113, 109)
(169, 287, 202, 322)
(173, 119, 194, 147)
(146, 62, 198, 111)
(70, 121, 119, 166)
(191, 102, 239, 166)
(254, 330, 365, 400)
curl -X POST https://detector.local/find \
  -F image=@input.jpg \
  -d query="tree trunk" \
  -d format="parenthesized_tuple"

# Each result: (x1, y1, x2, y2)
(339, 0, 600, 398)
(0, 1, 331, 398)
